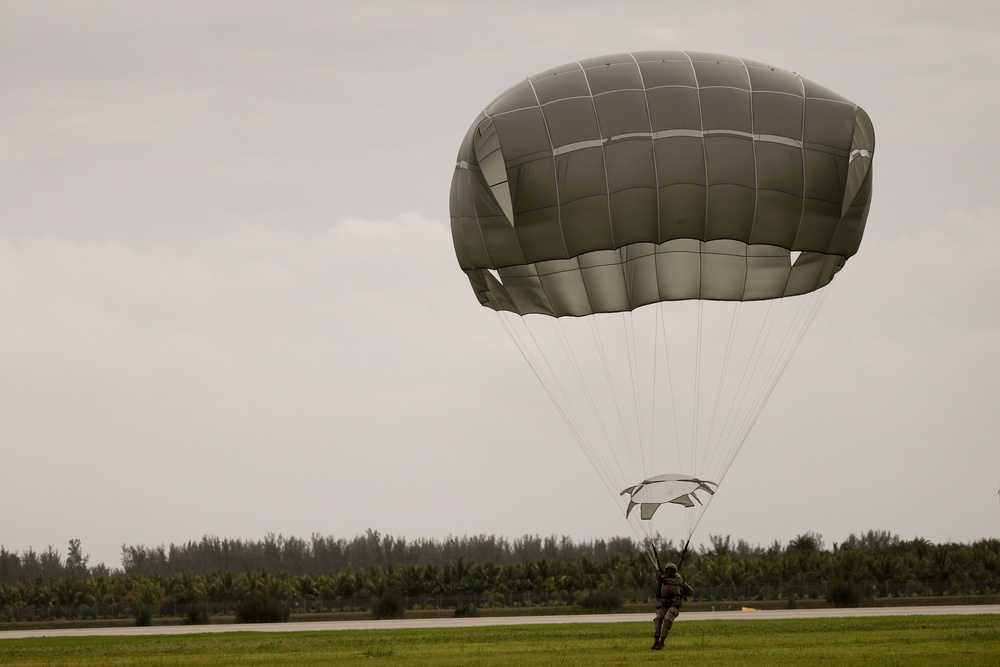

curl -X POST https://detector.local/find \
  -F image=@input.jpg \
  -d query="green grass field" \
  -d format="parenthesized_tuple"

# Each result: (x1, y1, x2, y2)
(1, 615, 998, 666)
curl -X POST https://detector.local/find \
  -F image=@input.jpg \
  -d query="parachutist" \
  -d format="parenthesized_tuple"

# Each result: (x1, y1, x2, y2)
(651, 562, 694, 650)
(450, 53, 874, 614)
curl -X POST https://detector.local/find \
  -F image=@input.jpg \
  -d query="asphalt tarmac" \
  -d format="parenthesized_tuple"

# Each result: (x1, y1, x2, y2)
(2, 604, 998, 639)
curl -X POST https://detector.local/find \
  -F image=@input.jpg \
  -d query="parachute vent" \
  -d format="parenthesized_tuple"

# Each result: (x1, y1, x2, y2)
(473, 117, 514, 226)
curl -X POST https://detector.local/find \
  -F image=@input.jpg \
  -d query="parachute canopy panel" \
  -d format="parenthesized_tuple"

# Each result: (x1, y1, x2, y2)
(450, 51, 875, 316)
(621, 474, 718, 520)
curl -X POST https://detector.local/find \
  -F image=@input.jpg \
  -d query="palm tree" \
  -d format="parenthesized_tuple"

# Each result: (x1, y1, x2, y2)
(87, 575, 117, 608)
(168, 571, 209, 620)
(867, 552, 908, 597)
(50, 577, 92, 617)
(208, 570, 247, 604)
(788, 532, 824, 553)
(831, 547, 868, 584)
(332, 569, 360, 598)
(293, 575, 320, 611)
(126, 578, 165, 626)
(698, 555, 730, 588)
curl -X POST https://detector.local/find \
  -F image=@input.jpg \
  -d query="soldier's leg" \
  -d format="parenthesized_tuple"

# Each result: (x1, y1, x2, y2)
(662, 605, 680, 635)
(652, 606, 666, 648)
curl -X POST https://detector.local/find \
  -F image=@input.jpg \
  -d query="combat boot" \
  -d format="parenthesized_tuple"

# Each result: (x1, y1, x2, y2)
(651, 636, 661, 650)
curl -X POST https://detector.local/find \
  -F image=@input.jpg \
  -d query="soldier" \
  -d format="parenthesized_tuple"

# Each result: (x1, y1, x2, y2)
(652, 562, 694, 650)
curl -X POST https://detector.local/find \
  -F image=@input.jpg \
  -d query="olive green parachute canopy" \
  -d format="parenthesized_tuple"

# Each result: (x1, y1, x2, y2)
(450, 51, 875, 316)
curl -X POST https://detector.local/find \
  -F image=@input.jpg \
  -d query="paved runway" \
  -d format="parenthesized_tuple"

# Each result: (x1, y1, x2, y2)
(2, 604, 998, 639)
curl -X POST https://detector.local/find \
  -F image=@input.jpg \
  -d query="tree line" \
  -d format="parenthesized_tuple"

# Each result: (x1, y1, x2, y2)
(1, 530, 998, 621)
(1, 531, 640, 583)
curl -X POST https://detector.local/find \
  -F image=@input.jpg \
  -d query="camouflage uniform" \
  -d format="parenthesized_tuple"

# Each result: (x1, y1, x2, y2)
(652, 564, 694, 649)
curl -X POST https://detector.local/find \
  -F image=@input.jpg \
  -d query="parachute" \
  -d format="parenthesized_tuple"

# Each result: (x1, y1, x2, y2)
(449, 51, 874, 562)
(622, 474, 718, 517)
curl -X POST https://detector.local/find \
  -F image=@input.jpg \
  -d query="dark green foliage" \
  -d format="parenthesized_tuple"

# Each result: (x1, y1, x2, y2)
(788, 532, 824, 553)
(0, 531, 997, 624)
(371, 586, 404, 620)
(234, 591, 290, 623)
(66, 539, 90, 579)
(109, 530, 641, 577)
(827, 580, 863, 607)
(184, 603, 210, 625)
(453, 603, 479, 617)
(579, 589, 623, 611)
(126, 578, 163, 627)
(133, 607, 152, 626)
(5, 529, 989, 588)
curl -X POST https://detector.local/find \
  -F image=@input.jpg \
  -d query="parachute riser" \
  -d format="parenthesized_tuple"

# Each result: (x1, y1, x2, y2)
(648, 540, 662, 573)
(678, 538, 691, 571)
(651, 538, 690, 573)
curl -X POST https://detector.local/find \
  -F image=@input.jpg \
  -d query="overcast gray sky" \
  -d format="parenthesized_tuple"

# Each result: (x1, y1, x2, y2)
(2, 1, 998, 568)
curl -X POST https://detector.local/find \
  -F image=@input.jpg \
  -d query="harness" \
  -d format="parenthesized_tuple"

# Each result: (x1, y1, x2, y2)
(657, 575, 686, 604)
(661, 582, 683, 598)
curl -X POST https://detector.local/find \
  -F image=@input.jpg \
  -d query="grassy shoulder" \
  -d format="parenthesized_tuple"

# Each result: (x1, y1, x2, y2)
(1, 615, 999, 666)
